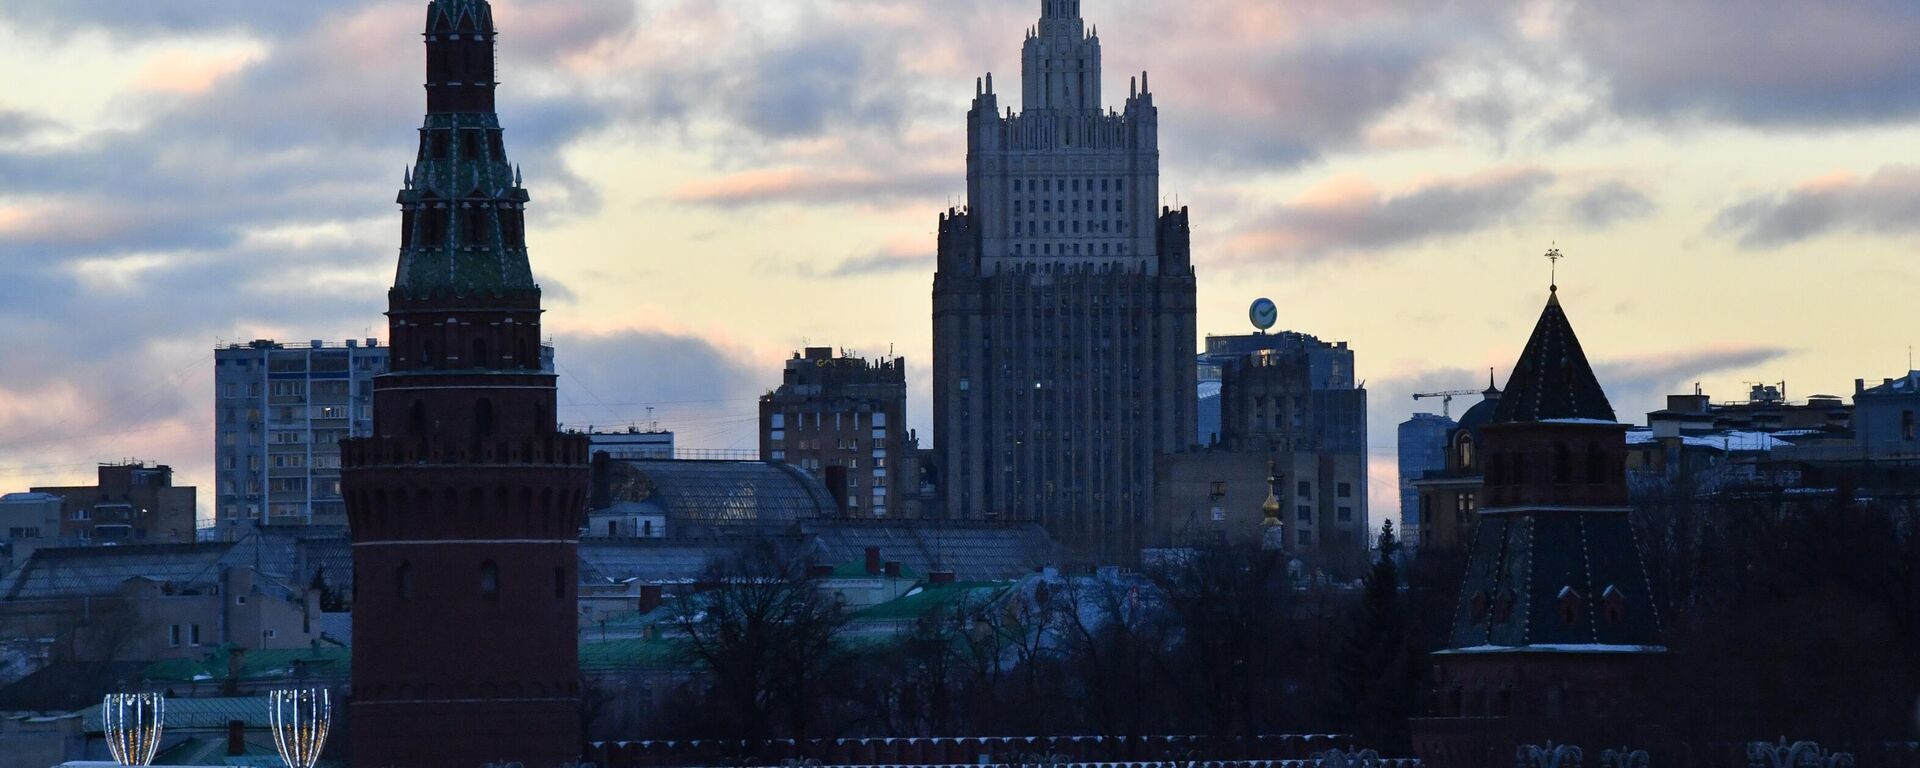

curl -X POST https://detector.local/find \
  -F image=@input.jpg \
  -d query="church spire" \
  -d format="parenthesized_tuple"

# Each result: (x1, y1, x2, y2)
(1491, 290, 1615, 424)
(394, 0, 533, 299)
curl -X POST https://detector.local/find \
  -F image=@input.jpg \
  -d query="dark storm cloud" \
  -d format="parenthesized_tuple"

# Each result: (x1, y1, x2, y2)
(1228, 168, 1552, 263)
(1570, 181, 1656, 229)
(1713, 167, 1920, 249)
(1566, 2, 1920, 126)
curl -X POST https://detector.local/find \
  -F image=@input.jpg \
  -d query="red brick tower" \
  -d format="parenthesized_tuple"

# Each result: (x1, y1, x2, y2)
(342, 2, 588, 765)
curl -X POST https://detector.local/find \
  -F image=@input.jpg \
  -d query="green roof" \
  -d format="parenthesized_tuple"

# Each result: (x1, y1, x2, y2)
(854, 582, 1008, 622)
(578, 637, 687, 672)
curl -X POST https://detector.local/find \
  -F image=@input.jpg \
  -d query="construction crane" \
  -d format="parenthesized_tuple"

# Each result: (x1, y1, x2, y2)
(1413, 390, 1482, 419)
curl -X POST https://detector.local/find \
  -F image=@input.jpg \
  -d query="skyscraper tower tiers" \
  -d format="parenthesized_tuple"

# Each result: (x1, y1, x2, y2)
(341, 2, 589, 765)
(934, 0, 1197, 563)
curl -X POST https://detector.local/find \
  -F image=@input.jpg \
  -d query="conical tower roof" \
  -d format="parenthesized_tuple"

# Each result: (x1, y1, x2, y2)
(1492, 290, 1615, 424)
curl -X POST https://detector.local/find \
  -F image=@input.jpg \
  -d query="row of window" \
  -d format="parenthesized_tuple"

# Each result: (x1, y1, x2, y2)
(1010, 241, 1129, 256)
(1014, 198, 1124, 214)
(1012, 177, 1124, 194)
(1012, 219, 1125, 236)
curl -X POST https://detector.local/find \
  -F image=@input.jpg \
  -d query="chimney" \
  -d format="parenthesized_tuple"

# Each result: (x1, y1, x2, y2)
(865, 547, 881, 576)
(1857, 378, 1867, 395)
(884, 561, 902, 579)
(825, 466, 850, 513)
(639, 584, 663, 613)
(590, 451, 612, 511)
(227, 720, 246, 756)
(930, 570, 956, 585)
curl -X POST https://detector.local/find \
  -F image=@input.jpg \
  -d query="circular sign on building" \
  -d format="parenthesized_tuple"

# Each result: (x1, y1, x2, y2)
(1249, 297, 1278, 332)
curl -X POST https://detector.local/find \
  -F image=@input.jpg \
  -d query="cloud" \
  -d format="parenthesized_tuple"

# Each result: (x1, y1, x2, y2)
(1569, 180, 1655, 228)
(1224, 167, 1552, 262)
(0, 109, 59, 142)
(1713, 167, 1920, 249)
(549, 329, 766, 448)
(1594, 345, 1794, 419)
(671, 167, 952, 208)
(1566, 2, 1920, 126)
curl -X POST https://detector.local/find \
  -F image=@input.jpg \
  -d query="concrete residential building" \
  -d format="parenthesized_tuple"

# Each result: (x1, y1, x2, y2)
(31, 462, 196, 545)
(933, 0, 1197, 563)
(589, 429, 676, 460)
(215, 337, 552, 533)
(760, 348, 913, 517)
(214, 338, 387, 531)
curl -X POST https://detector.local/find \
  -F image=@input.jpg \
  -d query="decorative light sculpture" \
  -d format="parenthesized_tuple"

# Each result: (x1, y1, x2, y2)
(101, 692, 164, 766)
(269, 688, 333, 768)
(1747, 739, 1855, 768)
(1315, 748, 1385, 768)
(1600, 747, 1651, 768)
(1518, 742, 1585, 768)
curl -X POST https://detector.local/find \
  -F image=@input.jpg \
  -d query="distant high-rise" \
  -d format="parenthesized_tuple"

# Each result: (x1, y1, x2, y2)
(933, 0, 1197, 563)
(341, 2, 588, 765)
(1396, 412, 1454, 547)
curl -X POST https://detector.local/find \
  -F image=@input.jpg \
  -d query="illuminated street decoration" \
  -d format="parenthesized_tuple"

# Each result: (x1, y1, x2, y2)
(269, 688, 332, 768)
(102, 693, 164, 766)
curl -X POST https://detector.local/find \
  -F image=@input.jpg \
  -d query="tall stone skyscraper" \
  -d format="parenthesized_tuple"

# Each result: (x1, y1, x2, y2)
(341, 2, 589, 765)
(933, 0, 1197, 563)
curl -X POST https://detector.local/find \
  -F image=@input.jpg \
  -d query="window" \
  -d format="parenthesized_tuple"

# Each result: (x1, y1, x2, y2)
(481, 560, 500, 601)
(189, 624, 202, 646)
(1336, 482, 1352, 498)
(168, 625, 182, 648)
(1297, 529, 1312, 546)
(1905, 411, 1916, 441)
(1554, 443, 1573, 484)
(262, 629, 277, 639)
(1296, 480, 1311, 498)
(1296, 505, 1311, 522)
(1337, 506, 1352, 522)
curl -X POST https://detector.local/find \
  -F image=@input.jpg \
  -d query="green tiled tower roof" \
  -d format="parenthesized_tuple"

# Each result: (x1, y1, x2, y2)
(1492, 290, 1616, 424)
(392, 0, 536, 299)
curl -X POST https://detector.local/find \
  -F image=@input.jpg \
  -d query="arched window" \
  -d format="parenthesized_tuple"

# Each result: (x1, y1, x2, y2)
(1553, 443, 1573, 484)
(1456, 434, 1474, 471)
(397, 561, 414, 600)
(421, 339, 437, 369)
(1586, 442, 1608, 484)
(471, 337, 489, 369)
(481, 560, 500, 601)
(475, 398, 495, 437)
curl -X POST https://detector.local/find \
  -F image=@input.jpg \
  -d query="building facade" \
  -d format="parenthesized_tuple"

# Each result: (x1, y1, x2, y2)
(1397, 413, 1454, 548)
(31, 462, 196, 545)
(933, 0, 1197, 563)
(760, 348, 912, 517)
(214, 339, 386, 530)
(589, 429, 676, 460)
(340, 3, 589, 765)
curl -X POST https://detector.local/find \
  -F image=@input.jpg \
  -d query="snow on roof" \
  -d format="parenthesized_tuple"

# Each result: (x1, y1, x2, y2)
(1541, 418, 1621, 426)
(1441, 643, 1669, 655)
(1623, 428, 1794, 453)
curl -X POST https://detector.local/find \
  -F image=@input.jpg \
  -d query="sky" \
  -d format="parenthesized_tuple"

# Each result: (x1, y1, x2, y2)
(3, 0, 1920, 529)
